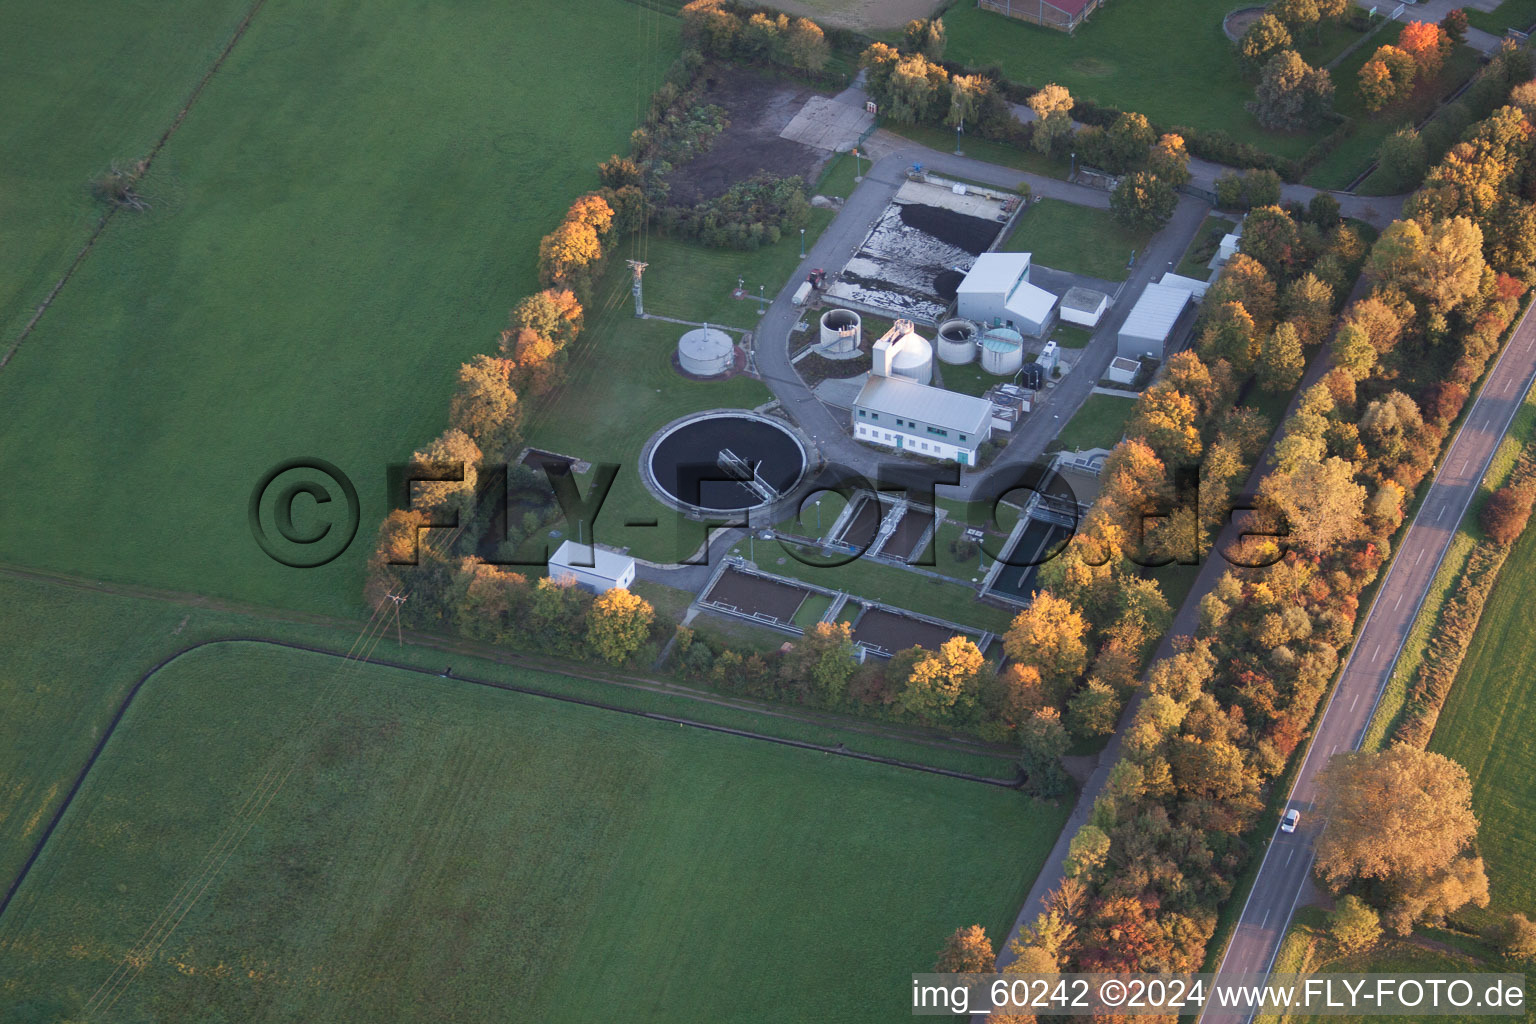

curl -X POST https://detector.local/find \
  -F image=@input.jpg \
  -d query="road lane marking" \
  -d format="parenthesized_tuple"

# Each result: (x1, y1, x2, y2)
(1286, 848, 1294, 866)
(1261, 908, 1270, 929)
(1351, 692, 1361, 712)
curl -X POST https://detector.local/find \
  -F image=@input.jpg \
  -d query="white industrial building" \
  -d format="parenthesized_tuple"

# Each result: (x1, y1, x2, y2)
(1117, 282, 1192, 360)
(1106, 356, 1140, 385)
(955, 253, 1058, 337)
(852, 375, 992, 464)
(548, 540, 636, 594)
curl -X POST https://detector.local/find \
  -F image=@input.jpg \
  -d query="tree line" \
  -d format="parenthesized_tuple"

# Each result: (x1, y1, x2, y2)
(942, 79, 1536, 988)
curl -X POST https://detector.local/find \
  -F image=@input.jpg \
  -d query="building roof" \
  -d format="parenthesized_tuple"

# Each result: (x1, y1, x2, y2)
(1119, 282, 1191, 342)
(1061, 286, 1107, 313)
(1004, 278, 1058, 325)
(1109, 356, 1140, 372)
(1158, 272, 1209, 299)
(549, 539, 635, 582)
(854, 375, 992, 437)
(957, 253, 1031, 297)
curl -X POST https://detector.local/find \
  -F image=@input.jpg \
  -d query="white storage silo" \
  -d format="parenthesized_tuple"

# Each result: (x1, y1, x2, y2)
(936, 318, 978, 365)
(872, 320, 934, 385)
(819, 309, 861, 355)
(677, 326, 734, 376)
(980, 326, 1024, 376)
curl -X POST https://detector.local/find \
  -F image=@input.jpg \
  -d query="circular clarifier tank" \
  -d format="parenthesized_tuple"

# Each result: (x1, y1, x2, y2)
(645, 412, 808, 513)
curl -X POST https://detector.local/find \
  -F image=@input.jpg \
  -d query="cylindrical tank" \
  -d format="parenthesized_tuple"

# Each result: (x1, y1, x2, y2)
(981, 326, 1024, 376)
(936, 318, 978, 365)
(819, 308, 861, 354)
(677, 326, 734, 376)
(890, 333, 933, 385)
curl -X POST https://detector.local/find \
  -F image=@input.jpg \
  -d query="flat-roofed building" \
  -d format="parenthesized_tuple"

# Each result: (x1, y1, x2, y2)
(852, 374, 992, 464)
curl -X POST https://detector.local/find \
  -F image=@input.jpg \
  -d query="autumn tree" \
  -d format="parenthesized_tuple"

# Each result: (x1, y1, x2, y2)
(449, 354, 521, 454)
(1378, 126, 1428, 191)
(1004, 593, 1089, 702)
(1359, 46, 1417, 111)
(1018, 707, 1072, 798)
(1239, 205, 1302, 279)
(1481, 482, 1536, 544)
(783, 16, 830, 72)
(1111, 171, 1177, 230)
(585, 587, 654, 665)
(1067, 679, 1121, 739)
(1198, 300, 1260, 374)
(897, 636, 987, 720)
(1417, 215, 1487, 312)
(1328, 895, 1383, 954)
(903, 16, 946, 60)
(1064, 823, 1111, 879)
(1206, 253, 1278, 334)
(407, 428, 482, 520)
(1486, 913, 1536, 962)
(1315, 746, 1487, 931)
(947, 74, 990, 129)
(935, 924, 994, 972)
(1259, 456, 1367, 555)
(1027, 83, 1074, 155)
(1104, 111, 1157, 172)
(1250, 50, 1334, 131)
(1284, 272, 1335, 345)
(886, 53, 948, 124)
(1258, 322, 1306, 393)
(1129, 382, 1203, 461)
(1399, 21, 1451, 79)
(1239, 13, 1293, 75)
(1147, 133, 1192, 187)
(1271, 0, 1321, 39)
(780, 620, 860, 704)
(1441, 7, 1468, 44)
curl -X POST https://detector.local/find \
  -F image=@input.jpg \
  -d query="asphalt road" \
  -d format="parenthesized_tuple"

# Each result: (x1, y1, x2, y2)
(1203, 299, 1536, 1023)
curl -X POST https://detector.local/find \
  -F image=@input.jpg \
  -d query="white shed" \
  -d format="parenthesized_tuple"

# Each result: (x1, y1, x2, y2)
(548, 540, 636, 594)
(1117, 282, 1191, 360)
(1060, 286, 1108, 328)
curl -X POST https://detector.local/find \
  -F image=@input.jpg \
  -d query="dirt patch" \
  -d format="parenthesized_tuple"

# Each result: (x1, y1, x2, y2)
(898, 202, 1000, 256)
(1223, 6, 1267, 42)
(770, 0, 946, 31)
(851, 607, 962, 656)
(667, 65, 831, 205)
(705, 567, 812, 622)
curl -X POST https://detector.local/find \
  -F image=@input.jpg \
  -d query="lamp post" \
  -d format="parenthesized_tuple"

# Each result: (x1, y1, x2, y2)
(800, 227, 805, 258)
(1071, 151, 1076, 178)
(853, 147, 862, 183)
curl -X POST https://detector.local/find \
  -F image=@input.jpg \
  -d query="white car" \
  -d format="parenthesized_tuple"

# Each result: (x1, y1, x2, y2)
(1281, 809, 1301, 833)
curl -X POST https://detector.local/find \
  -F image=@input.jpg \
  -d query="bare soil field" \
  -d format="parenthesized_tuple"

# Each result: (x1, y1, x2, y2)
(668, 65, 830, 204)
(772, 0, 944, 31)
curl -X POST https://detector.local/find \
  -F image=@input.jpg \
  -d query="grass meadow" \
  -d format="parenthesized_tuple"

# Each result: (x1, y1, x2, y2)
(0, 0, 256, 342)
(940, 0, 1355, 159)
(1428, 516, 1536, 918)
(0, 639, 1065, 1023)
(1001, 199, 1149, 282)
(0, 0, 680, 618)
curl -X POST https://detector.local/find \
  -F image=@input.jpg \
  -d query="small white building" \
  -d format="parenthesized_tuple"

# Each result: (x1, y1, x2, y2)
(955, 252, 1058, 337)
(852, 374, 992, 464)
(1106, 356, 1140, 385)
(1117, 282, 1192, 361)
(1059, 286, 1108, 328)
(548, 540, 636, 594)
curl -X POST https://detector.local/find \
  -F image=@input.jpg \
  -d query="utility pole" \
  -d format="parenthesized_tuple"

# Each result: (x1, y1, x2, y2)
(386, 592, 407, 646)
(626, 259, 648, 317)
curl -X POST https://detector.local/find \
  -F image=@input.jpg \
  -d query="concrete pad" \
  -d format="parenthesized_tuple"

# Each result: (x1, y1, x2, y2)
(780, 95, 874, 153)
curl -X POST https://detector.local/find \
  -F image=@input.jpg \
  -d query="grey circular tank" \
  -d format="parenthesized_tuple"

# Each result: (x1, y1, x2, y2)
(819, 308, 861, 354)
(936, 318, 979, 365)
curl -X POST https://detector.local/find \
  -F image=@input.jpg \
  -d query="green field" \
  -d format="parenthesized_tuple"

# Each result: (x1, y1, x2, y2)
(0, 641, 1063, 1022)
(1054, 392, 1136, 452)
(0, 0, 258, 342)
(1428, 512, 1536, 916)
(941, 0, 1351, 159)
(0, 0, 678, 618)
(1002, 198, 1149, 282)
(1468, 0, 1536, 34)
(1174, 214, 1238, 282)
